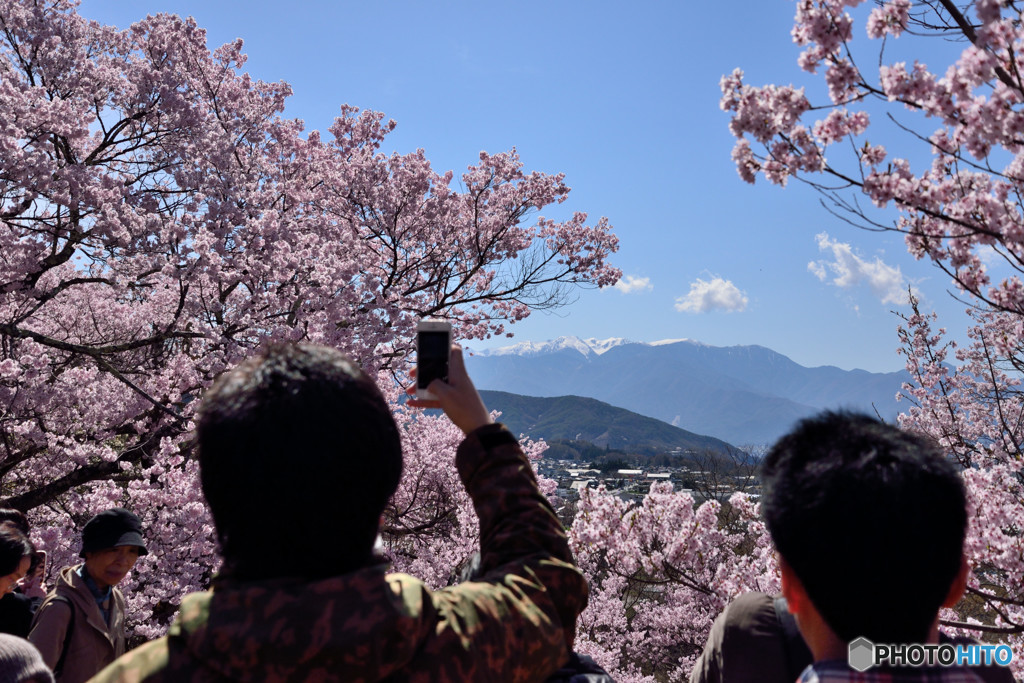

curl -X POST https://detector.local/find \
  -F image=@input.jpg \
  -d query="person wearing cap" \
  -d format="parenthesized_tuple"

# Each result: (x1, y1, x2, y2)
(28, 508, 146, 683)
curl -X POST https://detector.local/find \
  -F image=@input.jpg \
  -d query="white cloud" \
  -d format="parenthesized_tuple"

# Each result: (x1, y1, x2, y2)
(977, 245, 1000, 268)
(808, 232, 909, 305)
(613, 275, 653, 294)
(674, 277, 748, 313)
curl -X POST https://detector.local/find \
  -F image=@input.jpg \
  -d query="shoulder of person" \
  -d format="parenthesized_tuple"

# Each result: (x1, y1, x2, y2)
(34, 592, 74, 617)
(91, 636, 170, 683)
(719, 592, 777, 632)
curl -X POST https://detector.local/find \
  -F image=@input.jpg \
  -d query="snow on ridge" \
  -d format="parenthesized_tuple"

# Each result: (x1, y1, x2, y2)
(474, 336, 635, 357)
(581, 337, 632, 355)
(649, 338, 696, 347)
(473, 340, 558, 357)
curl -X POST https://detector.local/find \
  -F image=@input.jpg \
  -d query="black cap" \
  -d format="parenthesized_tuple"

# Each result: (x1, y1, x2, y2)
(79, 508, 148, 558)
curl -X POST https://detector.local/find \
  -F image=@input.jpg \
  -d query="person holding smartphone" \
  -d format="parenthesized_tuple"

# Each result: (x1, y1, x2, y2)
(92, 340, 588, 682)
(0, 509, 42, 638)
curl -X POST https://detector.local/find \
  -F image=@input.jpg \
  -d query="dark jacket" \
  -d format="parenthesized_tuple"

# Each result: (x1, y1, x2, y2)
(690, 592, 796, 683)
(0, 591, 40, 637)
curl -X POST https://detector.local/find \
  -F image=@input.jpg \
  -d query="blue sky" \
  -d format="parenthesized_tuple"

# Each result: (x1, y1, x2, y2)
(77, 0, 977, 373)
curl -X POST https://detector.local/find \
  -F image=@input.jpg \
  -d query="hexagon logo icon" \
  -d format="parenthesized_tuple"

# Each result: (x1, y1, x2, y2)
(848, 637, 875, 672)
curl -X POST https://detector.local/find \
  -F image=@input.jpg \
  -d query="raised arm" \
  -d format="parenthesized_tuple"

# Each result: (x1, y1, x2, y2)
(407, 346, 588, 681)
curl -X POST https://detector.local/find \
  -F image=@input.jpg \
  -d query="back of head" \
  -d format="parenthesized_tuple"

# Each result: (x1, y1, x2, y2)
(0, 633, 54, 683)
(197, 343, 403, 581)
(760, 411, 967, 644)
(0, 510, 29, 536)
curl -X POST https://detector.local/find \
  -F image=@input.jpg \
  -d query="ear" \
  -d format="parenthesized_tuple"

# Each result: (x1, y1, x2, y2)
(779, 556, 808, 616)
(941, 555, 969, 609)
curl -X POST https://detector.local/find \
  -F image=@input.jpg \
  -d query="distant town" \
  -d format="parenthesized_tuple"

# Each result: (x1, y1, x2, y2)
(535, 445, 761, 513)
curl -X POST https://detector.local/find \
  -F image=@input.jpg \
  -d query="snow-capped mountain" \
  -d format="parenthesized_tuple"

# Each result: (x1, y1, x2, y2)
(474, 335, 636, 358)
(464, 337, 910, 446)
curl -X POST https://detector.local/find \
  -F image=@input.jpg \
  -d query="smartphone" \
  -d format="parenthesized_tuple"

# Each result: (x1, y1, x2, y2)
(416, 320, 452, 400)
(28, 549, 45, 577)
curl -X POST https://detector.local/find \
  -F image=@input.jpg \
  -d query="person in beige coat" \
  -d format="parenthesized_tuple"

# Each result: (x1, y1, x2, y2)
(28, 509, 146, 683)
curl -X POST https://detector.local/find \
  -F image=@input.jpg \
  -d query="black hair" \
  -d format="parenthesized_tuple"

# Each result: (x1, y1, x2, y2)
(0, 522, 33, 576)
(0, 510, 29, 535)
(197, 343, 403, 581)
(760, 411, 967, 644)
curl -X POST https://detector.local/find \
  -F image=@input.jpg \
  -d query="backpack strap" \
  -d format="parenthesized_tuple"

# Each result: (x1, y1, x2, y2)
(774, 595, 812, 681)
(48, 595, 75, 678)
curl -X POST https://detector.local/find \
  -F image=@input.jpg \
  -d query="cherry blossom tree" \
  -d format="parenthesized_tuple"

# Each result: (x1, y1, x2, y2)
(0, 0, 618, 637)
(569, 486, 776, 682)
(897, 301, 1023, 657)
(721, 0, 1024, 318)
(721, 0, 1024, 675)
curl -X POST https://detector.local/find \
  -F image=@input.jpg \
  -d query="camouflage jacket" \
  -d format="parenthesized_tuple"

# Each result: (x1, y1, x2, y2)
(90, 424, 589, 683)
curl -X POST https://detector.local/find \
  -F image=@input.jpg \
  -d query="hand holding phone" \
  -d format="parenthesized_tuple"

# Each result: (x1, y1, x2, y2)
(409, 326, 491, 435)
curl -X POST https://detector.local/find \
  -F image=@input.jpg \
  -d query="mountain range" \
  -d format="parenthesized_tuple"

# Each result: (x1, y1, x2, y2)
(464, 337, 911, 446)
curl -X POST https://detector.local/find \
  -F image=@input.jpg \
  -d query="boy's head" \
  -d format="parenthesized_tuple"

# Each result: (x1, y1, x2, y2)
(760, 411, 967, 644)
(197, 343, 403, 581)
